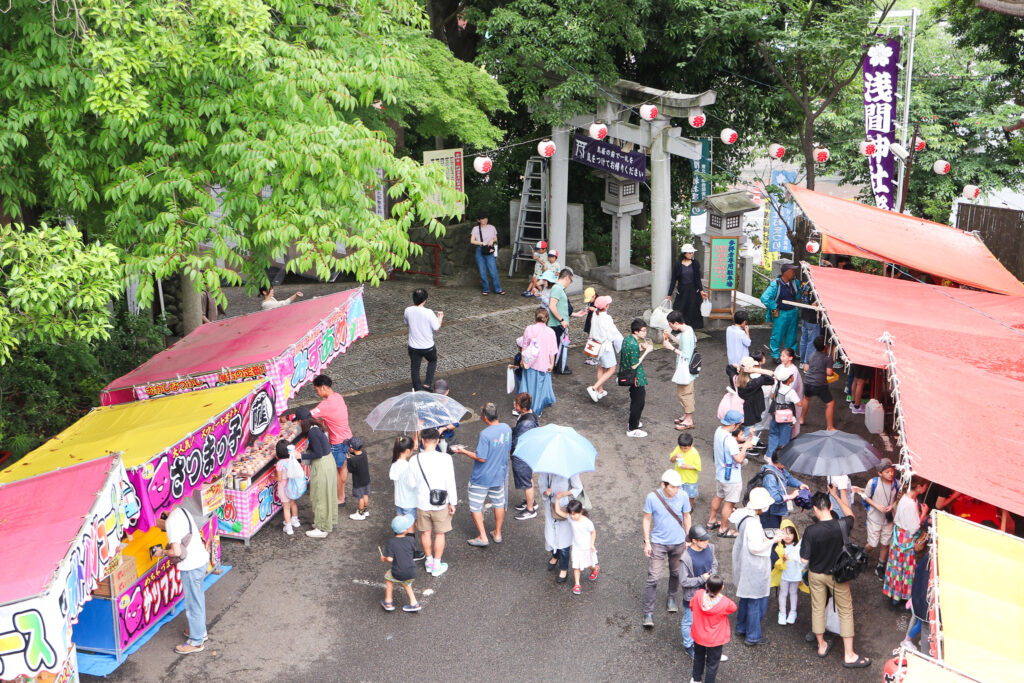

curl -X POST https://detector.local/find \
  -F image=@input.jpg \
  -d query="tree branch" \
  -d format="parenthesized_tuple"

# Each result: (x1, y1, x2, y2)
(756, 41, 810, 115)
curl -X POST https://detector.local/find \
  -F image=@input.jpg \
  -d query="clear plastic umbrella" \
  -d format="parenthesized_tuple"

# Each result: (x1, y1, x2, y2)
(364, 391, 470, 433)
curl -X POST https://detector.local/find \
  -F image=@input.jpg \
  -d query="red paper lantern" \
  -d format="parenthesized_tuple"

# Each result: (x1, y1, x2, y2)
(932, 159, 950, 175)
(720, 128, 738, 145)
(768, 143, 785, 159)
(962, 184, 980, 199)
(805, 240, 820, 254)
(640, 104, 658, 121)
(883, 655, 907, 682)
(589, 122, 608, 140)
(537, 140, 556, 158)
(914, 138, 926, 152)
(859, 141, 876, 156)
(473, 156, 493, 174)
(814, 147, 830, 163)
(688, 110, 706, 128)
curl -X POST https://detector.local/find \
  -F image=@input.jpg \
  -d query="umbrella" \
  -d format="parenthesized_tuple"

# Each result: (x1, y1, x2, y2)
(512, 424, 597, 479)
(365, 391, 469, 433)
(776, 429, 882, 476)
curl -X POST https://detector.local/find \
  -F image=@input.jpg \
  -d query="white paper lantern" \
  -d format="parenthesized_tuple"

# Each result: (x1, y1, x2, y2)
(639, 104, 658, 121)
(768, 143, 786, 159)
(805, 240, 820, 254)
(914, 138, 926, 152)
(688, 110, 706, 129)
(589, 122, 608, 140)
(473, 156, 493, 174)
(962, 184, 980, 200)
(720, 128, 738, 145)
(859, 141, 876, 156)
(933, 159, 950, 175)
(814, 147, 830, 163)
(537, 140, 556, 158)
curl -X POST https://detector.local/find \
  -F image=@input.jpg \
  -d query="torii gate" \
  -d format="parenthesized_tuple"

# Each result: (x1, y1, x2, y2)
(547, 80, 716, 310)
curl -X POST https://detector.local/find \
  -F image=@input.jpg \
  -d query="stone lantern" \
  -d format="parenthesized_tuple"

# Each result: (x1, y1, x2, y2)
(699, 190, 760, 326)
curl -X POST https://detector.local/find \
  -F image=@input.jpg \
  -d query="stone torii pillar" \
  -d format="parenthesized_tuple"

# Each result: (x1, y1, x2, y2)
(554, 81, 717, 310)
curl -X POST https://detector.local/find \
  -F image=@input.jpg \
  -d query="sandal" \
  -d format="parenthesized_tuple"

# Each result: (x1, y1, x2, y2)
(380, 600, 395, 612)
(842, 656, 870, 669)
(706, 522, 721, 531)
(718, 530, 738, 538)
(816, 640, 833, 658)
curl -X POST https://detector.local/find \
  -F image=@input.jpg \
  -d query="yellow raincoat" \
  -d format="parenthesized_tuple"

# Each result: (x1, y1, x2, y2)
(770, 518, 810, 593)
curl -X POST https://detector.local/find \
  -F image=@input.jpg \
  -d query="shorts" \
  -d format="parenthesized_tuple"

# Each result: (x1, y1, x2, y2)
(385, 570, 414, 586)
(598, 345, 617, 368)
(415, 507, 453, 534)
(866, 516, 894, 547)
(804, 383, 834, 404)
(331, 441, 349, 468)
(716, 480, 742, 504)
(352, 485, 370, 498)
(396, 506, 418, 518)
(510, 456, 534, 490)
(851, 364, 873, 381)
(681, 482, 698, 500)
(676, 382, 696, 414)
(468, 483, 506, 512)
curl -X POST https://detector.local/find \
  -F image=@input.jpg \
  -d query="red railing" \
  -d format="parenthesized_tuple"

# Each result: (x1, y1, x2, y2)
(393, 241, 443, 287)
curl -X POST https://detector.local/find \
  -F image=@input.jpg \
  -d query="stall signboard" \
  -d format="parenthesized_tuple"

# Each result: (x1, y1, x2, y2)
(709, 237, 739, 290)
(130, 290, 368, 414)
(423, 148, 465, 217)
(0, 459, 125, 680)
(127, 381, 279, 533)
(200, 479, 226, 516)
(218, 464, 282, 540)
(571, 134, 646, 181)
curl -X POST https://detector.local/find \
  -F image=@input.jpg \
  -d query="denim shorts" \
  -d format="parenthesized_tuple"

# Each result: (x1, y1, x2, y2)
(331, 441, 349, 468)
(681, 483, 698, 500)
(396, 506, 418, 518)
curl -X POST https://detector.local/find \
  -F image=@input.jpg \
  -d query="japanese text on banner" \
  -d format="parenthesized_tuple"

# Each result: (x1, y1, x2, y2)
(863, 39, 901, 211)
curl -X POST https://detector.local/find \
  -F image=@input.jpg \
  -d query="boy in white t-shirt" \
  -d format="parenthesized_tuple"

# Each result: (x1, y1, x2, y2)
(852, 458, 899, 579)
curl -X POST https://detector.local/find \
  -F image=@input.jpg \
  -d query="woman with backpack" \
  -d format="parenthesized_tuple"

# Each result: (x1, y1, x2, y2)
(731, 356, 775, 437)
(585, 296, 623, 403)
(516, 308, 558, 416)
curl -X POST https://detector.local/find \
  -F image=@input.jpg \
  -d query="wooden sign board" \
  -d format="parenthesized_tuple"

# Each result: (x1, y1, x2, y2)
(709, 236, 739, 290)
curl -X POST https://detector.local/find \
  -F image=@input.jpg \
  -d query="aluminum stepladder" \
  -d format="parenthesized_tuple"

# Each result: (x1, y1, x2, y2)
(508, 156, 549, 276)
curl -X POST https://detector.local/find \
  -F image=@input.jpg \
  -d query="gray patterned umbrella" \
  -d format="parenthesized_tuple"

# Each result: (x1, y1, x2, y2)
(776, 430, 882, 476)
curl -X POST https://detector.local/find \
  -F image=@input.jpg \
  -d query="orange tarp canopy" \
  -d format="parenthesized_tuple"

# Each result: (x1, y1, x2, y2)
(788, 184, 1024, 296)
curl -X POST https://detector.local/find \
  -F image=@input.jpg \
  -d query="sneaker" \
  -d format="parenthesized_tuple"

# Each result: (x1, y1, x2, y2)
(589, 566, 600, 581)
(349, 509, 369, 521)
(515, 508, 538, 520)
(573, 584, 582, 595)
(667, 597, 679, 613)
(291, 517, 301, 527)
(380, 600, 395, 612)
(175, 642, 204, 655)
(787, 610, 797, 624)
(305, 529, 329, 538)
(720, 654, 729, 662)
(584, 358, 598, 365)
(403, 602, 422, 612)
(413, 549, 426, 561)
(850, 404, 866, 415)
(587, 386, 600, 403)
(875, 563, 886, 580)
(431, 561, 449, 577)
(684, 645, 695, 658)
(626, 429, 648, 438)
(183, 630, 209, 643)
(642, 613, 654, 628)
(637, 421, 642, 428)
(778, 611, 787, 625)
(900, 639, 918, 652)
(514, 501, 529, 512)
(599, 390, 608, 399)
(283, 523, 294, 535)
(425, 557, 435, 573)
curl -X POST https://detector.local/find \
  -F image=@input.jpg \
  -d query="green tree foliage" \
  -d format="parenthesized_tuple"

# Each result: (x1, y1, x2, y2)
(937, 0, 1024, 93)
(0, 222, 122, 364)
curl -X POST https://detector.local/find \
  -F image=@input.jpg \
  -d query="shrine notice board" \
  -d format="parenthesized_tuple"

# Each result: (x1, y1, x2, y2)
(709, 237, 739, 290)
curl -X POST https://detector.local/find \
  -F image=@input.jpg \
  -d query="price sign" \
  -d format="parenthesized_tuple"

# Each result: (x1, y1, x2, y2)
(709, 237, 739, 290)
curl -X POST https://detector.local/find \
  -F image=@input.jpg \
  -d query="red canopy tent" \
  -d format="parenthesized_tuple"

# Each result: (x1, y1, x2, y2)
(101, 287, 368, 413)
(789, 184, 1024, 296)
(804, 265, 1024, 516)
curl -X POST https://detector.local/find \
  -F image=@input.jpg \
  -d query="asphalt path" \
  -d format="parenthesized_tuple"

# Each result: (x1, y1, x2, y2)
(89, 326, 903, 682)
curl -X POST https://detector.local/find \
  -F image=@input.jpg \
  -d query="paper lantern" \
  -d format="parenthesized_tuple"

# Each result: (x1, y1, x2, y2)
(914, 138, 926, 152)
(639, 104, 658, 121)
(473, 156, 493, 174)
(962, 184, 980, 199)
(588, 122, 608, 140)
(805, 240, 820, 254)
(720, 128, 738, 145)
(688, 110, 706, 129)
(933, 159, 950, 175)
(537, 139, 556, 158)
(814, 147, 830, 163)
(768, 143, 785, 159)
(858, 141, 876, 156)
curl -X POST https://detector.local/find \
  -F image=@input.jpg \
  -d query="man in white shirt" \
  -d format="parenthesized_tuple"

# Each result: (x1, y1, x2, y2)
(404, 288, 443, 391)
(726, 310, 751, 367)
(406, 428, 458, 577)
(154, 504, 211, 655)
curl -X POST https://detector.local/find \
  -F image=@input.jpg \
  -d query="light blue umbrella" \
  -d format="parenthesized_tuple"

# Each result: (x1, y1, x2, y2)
(512, 424, 597, 478)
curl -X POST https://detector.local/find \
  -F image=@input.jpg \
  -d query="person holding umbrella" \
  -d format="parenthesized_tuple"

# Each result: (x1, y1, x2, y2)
(539, 470, 583, 584)
(510, 393, 540, 520)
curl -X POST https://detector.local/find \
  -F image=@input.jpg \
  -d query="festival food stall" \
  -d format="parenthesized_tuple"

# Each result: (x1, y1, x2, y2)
(0, 455, 126, 683)
(99, 287, 369, 414)
(0, 382, 281, 668)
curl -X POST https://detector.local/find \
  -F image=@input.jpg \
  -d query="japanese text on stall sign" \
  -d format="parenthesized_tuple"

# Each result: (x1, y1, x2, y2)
(709, 237, 739, 290)
(863, 39, 901, 211)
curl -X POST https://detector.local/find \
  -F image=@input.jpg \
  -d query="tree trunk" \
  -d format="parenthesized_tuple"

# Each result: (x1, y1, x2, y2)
(180, 270, 202, 335)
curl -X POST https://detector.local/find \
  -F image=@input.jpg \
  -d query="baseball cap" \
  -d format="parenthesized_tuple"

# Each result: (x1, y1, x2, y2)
(391, 514, 415, 534)
(594, 295, 612, 309)
(548, 249, 559, 258)
(739, 356, 758, 371)
(583, 287, 596, 303)
(688, 524, 711, 542)
(774, 365, 796, 382)
(877, 457, 895, 472)
(347, 436, 364, 451)
(535, 240, 548, 250)
(722, 409, 744, 425)
(661, 469, 683, 487)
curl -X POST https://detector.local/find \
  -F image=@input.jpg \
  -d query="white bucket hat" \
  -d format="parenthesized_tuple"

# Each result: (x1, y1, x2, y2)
(681, 243, 696, 253)
(746, 487, 774, 511)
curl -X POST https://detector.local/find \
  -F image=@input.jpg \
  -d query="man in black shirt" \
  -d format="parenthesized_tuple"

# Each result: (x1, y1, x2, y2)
(921, 483, 960, 513)
(799, 488, 869, 668)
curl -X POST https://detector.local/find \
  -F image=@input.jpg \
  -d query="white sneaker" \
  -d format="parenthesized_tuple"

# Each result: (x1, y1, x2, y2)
(778, 611, 787, 625)
(291, 517, 301, 527)
(626, 429, 648, 438)
(587, 386, 600, 403)
(787, 610, 797, 624)
(349, 509, 369, 521)
(637, 421, 643, 428)
(431, 561, 449, 577)
(599, 390, 608, 399)
(305, 529, 329, 538)
(425, 557, 435, 573)
(901, 639, 918, 652)
(283, 523, 294, 535)
(720, 654, 728, 662)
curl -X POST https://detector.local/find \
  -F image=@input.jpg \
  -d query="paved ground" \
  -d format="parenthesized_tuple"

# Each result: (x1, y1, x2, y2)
(91, 277, 904, 682)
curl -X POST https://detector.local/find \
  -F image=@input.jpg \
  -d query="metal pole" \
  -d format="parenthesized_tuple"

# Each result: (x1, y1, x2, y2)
(898, 121, 920, 214)
(893, 8, 919, 210)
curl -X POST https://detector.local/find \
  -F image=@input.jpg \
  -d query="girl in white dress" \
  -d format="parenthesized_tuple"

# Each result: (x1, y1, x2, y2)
(567, 499, 599, 595)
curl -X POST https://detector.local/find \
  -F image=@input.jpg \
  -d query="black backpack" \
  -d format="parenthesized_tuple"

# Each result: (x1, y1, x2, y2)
(742, 467, 784, 506)
(832, 518, 867, 583)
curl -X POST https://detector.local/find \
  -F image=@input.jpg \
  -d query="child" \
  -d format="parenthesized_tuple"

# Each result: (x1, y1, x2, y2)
(274, 440, 301, 535)
(433, 379, 459, 453)
(689, 575, 736, 683)
(778, 347, 804, 437)
(567, 499, 598, 595)
(582, 287, 598, 365)
(679, 525, 718, 658)
(772, 519, 803, 625)
(380, 515, 421, 612)
(669, 433, 701, 507)
(524, 240, 548, 297)
(346, 437, 371, 521)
